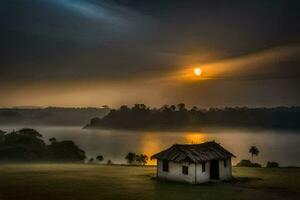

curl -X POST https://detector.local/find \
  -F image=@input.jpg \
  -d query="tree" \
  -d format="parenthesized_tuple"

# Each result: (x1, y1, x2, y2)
(125, 152, 136, 164)
(107, 160, 112, 165)
(89, 117, 101, 126)
(89, 158, 94, 163)
(249, 146, 259, 162)
(49, 137, 57, 144)
(86, 105, 300, 130)
(133, 104, 147, 111)
(2, 129, 46, 160)
(96, 155, 104, 162)
(18, 128, 43, 138)
(170, 105, 176, 112)
(120, 105, 130, 112)
(236, 159, 261, 167)
(177, 103, 186, 111)
(191, 106, 198, 112)
(266, 161, 279, 168)
(46, 140, 86, 161)
(0, 130, 5, 145)
(102, 105, 109, 109)
(0, 128, 86, 162)
(136, 154, 148, 165)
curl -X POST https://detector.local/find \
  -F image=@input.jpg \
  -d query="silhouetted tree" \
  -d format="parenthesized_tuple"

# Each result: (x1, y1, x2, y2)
(89, 158, 94, 163)
(86, 105, 300, 130)
(96, 155, 104, 162)
(0, 130, 5, 145)
(236, 159, 262, 167)
(191, 106, 198, 112)
(136, 154, 148, 165)
(177, 103, 186, 111)
(120, 105, 130, 112)
(1, 129, 46, 160)
(0, 128, 86, 162)
(88, 117, 101, 128)
(107, 160, 112, 165)
(125, 152, 136, 164)
(49, 137, 57, 144)
(170, 105, 176, 112)
(18, 128, 43, 138)
(249, 146, 259, 162)
(266, 161, 279, 168)
(0, 107, 108, 126)
(45, 138, 86, 162)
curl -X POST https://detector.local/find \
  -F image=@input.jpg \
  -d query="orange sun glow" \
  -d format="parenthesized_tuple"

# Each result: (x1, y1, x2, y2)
(194, 68, 202, 76)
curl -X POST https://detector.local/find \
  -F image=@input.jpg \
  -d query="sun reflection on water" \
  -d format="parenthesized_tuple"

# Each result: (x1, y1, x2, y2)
(139, 132, 165, 165)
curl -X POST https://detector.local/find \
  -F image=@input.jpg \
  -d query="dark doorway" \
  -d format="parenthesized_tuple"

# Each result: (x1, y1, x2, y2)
(162, 160, 169, 172)
(210, 160, 219, 180)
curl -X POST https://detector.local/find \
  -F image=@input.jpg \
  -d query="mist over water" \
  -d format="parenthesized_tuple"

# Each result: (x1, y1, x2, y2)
(1, 125, 299, 166)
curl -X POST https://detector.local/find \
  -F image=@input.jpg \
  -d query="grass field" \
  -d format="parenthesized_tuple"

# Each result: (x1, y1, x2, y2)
(0, 164, 299, 200)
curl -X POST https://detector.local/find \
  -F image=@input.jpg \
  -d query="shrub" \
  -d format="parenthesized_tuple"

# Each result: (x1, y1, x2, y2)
(266, 161, 279, 168)
(96, 155, 104, 162)
(236, 159, 262, 167)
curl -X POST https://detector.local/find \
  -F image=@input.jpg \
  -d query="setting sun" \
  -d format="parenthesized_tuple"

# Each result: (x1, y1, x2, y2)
(194, 67, 202, 76)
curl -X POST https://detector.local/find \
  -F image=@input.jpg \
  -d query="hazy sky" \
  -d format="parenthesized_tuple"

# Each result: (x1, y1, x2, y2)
(1, 0, 300, 108)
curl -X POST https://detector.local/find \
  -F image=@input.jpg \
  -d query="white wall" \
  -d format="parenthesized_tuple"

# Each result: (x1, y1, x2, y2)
(156, 158, 232, 184)
(219, 158, 232, 180)
(157, 160, 196, 183)
(195, 161, 210, 183)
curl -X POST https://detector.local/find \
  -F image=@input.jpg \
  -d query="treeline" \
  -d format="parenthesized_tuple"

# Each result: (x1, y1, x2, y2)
(88, 152, 149, 165)
(0, 107, 109, 126)
(86, 104, 300, 130)
(0, 128, 150, 164)
(125, 152, 148, 165)
(0, 128, 85, 162)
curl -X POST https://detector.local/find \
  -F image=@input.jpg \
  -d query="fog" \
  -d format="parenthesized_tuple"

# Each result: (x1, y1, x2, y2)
(1, 125, 299, 166)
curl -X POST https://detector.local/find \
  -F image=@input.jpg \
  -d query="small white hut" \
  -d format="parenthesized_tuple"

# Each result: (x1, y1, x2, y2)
(151, 141, 235, 184)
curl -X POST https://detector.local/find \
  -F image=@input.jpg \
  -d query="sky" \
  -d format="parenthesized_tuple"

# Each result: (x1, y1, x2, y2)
(0, 0, 300, 108)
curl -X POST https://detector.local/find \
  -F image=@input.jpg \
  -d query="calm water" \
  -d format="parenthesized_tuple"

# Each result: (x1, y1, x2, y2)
(1, 125, 300, 166)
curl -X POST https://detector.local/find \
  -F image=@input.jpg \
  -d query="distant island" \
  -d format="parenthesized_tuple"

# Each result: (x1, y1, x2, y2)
(85, 104, 300, 130)
(0, 107, 109, 126)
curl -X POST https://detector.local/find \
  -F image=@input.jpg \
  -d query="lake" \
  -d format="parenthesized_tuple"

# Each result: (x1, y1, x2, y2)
(1, 125, 300, 166)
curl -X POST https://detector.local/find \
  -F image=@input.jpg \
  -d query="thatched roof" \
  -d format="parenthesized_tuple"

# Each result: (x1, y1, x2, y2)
(151, 141, 235, 163)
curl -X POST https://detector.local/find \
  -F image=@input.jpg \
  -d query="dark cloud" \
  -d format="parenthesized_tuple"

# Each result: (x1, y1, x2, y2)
(0, 0, 300, 106)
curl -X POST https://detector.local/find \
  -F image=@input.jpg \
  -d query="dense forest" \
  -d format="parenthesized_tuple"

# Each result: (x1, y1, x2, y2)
(0, 107, 109, 126)
(0, 128, 85, 162)
(86, 104, 300, 130)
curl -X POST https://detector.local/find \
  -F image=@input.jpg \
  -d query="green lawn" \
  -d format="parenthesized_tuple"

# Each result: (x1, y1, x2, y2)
(0, 164, 299, 200)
